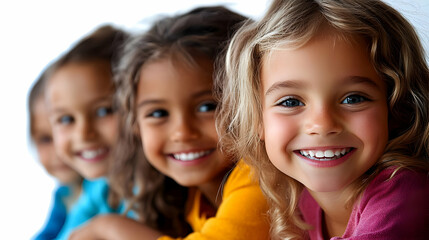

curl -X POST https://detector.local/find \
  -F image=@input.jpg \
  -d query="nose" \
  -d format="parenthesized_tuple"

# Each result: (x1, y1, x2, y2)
(304, 105, 343, 136)
(170, 114, 200, 142)
(77, 117, 97, 141)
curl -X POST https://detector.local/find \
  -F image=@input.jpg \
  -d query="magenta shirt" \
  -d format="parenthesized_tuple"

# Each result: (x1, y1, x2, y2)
(299, 168, 429, 240)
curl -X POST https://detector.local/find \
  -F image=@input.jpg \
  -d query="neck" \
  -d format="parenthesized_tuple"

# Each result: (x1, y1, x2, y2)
(308, 188, 354, 238)
(64, 183, 82, 210)
(198, 168, 230, 208)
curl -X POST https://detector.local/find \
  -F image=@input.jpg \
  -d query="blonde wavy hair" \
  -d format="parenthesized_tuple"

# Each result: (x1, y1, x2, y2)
(215, 0, 429, 239)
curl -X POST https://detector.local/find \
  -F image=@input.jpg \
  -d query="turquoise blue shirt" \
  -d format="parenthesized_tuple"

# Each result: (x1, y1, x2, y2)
(55, 178, 124, 240)
(33, 185, 71, 240)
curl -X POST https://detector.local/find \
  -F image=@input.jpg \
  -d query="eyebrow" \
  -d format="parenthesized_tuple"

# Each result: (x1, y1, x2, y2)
(265, 80, 306, 97)
(137, 99, 165, 109)
(264, 76, 380, 97)
(49, 96, 113, 113)
(137, 89, 213, 109)
(343, 76, 380, 88)
(90, 96, 114, 105)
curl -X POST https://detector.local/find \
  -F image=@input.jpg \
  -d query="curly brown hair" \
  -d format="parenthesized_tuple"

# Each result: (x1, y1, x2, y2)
(108, 6, 248, 237)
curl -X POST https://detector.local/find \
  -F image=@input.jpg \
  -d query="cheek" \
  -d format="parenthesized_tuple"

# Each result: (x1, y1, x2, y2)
(349, 106, 389, 155)
(262, 112, 299, 172)
(52, 128, 68, 151)
(37, 145, 52, 168)
(263, 112, 297, 149)
(103, 121, 119, 142)
(202, 118, 218, 141)
(139, 125, 162, 161)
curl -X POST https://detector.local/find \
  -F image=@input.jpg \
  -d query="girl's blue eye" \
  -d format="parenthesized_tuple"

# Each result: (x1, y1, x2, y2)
(147, 109, 168, 118)
(59, 115, 74, 125)
(279, 98, 304, 107)
(342, 95, 368, 104)
(198, 102, 217, 112)
(96, 106, 114, 117)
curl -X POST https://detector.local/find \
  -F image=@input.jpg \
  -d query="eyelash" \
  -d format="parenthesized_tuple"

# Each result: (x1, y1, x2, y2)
(198, 101, 217, 112)
(96, 106, 114, 117)
(55, 105, 114, 125)
(57, 115, 74, 125)
(146, 109, 168, 118)
(275, 96, 304, 108)
(274, 93, 371, 109)
(144, 101, 217, 119)
(341, 94, 370, 104)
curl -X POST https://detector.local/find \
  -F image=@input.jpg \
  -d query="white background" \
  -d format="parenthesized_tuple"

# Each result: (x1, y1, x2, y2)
(0, 1, 427, 239)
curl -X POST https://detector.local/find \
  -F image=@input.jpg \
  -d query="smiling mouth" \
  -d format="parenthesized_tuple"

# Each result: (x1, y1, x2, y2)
(299, 148, 353, 161)
(78, 148, 109, 160)
(171, 150, 213, 161)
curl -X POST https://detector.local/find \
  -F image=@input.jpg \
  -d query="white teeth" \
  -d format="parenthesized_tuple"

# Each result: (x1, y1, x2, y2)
(324, 150, 334, 158)
(300, 148, 351, 161)
(334, 150, 341, 156)
(173, 150, 211, 161)
(81, 149, 105, 159)
(315, 151, 324, 158)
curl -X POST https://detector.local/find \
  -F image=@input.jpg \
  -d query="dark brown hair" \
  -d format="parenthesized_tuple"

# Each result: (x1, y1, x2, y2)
(28, 67, 49, 138)
(50, 24, 129, 71)
(109, 6, 248, 237)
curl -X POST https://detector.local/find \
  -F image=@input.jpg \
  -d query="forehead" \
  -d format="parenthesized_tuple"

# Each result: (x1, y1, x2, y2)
(138, 56, 213, 91)
(49, 60, 111, 86)
(263, 30, 371, 75)
(46, 61, 114, 104)
(260, 29, 384, 95)
(266, 25, 361, 56)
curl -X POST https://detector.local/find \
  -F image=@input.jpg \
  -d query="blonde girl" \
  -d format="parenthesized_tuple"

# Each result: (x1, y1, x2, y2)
(216, 0, 429, 239)
(69, 6, 270, 240)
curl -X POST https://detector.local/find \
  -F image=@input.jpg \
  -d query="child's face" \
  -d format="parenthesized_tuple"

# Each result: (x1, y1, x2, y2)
(32, 97, 81, 184)
(46, 61, 118, 179)
(260, 32, 389, 194)
(135, 57, 230, 187)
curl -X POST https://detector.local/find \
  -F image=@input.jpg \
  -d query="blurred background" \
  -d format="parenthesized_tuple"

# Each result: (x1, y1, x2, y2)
(0, 0, 427, 239)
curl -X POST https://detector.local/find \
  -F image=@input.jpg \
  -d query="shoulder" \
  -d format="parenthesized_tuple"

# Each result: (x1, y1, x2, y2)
(370, 167, 428, 188)
(54, 185, 70, 201)
(350, 168, 429, 239)
(362, 168, 429, 206)
(195, 160, 270, 240)
(219, 159, 269, 218)
(223, 160, 257, 190)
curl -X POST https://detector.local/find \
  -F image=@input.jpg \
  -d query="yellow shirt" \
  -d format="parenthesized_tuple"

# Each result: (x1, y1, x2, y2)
(158, 160, 270, 240)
